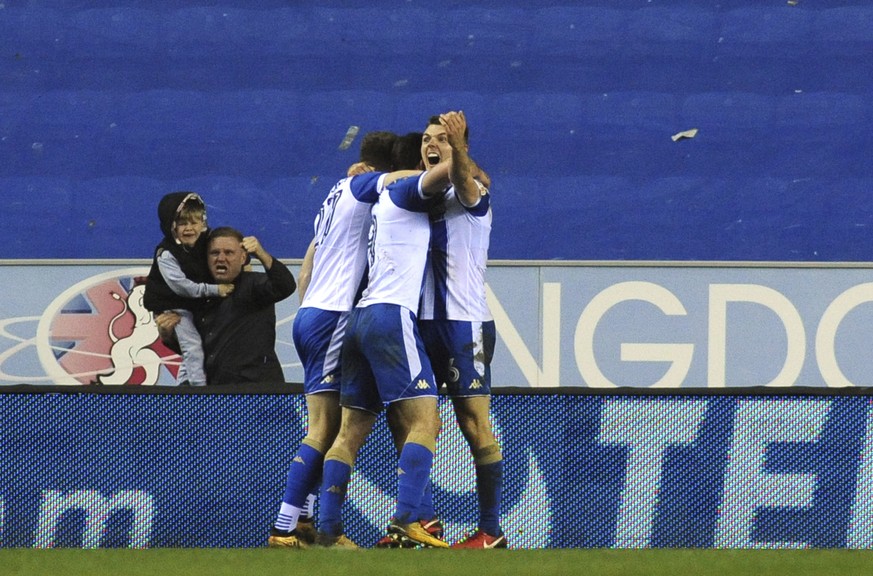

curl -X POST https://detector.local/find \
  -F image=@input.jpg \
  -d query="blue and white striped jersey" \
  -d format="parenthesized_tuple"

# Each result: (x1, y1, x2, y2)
(420, 182, 493, 322)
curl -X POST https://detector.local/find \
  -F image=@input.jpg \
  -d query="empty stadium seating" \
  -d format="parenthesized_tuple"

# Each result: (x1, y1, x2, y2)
(1, 2, 871, 261)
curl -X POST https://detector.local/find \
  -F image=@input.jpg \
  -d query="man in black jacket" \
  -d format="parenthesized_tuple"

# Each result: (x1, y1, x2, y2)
(156, 227, 296, 386)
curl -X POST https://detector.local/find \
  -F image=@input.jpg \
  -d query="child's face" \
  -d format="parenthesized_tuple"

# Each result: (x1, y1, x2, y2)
(173, 216, 205, 247)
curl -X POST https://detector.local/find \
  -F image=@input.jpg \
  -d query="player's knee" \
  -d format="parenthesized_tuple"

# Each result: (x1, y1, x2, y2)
(453, 396, 490, 422)
(406, 429, 438, 453)
(310, 416, 341, 446)
(472, 442, 502, 466)
(325, 441, 357, 467)
(409, 414, 441, 440)
(457, 413, 495, 446)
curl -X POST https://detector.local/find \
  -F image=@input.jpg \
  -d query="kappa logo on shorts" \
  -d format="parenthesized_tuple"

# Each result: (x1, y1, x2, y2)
(321, 374, 335, 384)
(469, 379, 483, 390)
(415, 379, 431, 390)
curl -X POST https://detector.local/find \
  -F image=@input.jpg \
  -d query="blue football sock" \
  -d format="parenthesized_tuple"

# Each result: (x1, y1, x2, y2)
(394, 442, 434, 524)
(319, 459, 352, 537)
(282, 443, 325, 508)
(274, 443, 324, 531)
(417, 477, 436, 521)
(476, 459, 504, 535)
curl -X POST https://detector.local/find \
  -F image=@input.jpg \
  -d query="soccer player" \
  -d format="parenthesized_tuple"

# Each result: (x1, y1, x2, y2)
(267, 132, 423, 549)
(316, 113, 470, 549)
(418, 111, 507, 549)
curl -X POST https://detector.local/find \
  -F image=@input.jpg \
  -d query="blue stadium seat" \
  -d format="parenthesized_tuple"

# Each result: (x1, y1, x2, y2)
(681, 92, 777, 136)
(488, 92, 584, 137)
(718, 7, 814, 56)
(4, 91, 131, 180)
(3, 177, 73, 214)
(0, 8, 64, 50)
(67, 7, 167, 51)
(0, 93, 32, 137)
(580, 91, 680, 132)
(532, 7, 629, 56)
(116, 90, 211, 142)
(301, 90, 395, 135)
(626, 7, 715, 44)
(299, 7, 437, 56)
(622, 7, 716, 61)
(16, 90, 117, 133)
(3, 177, 76, 258)
(478, 92, 588, 178)
(261, 177, 328, 256)
(392, 92, 489, 132)
(814, 7, 873, 43)
(71, 177, 165, 257)
(776, 92, 867, 127)
(441, 7, 533, 56)
(206, 90, 304, 141)
(296, 91, 399, 176)
(487, 175, 549, 259)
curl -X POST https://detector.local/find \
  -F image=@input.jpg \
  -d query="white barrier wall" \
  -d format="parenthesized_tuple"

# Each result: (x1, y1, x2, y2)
(2, 260, 873, 389)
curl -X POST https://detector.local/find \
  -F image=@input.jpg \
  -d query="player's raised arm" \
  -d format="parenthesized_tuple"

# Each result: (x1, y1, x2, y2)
(440, 111, 485, 206)
(380, 163, 452, 198)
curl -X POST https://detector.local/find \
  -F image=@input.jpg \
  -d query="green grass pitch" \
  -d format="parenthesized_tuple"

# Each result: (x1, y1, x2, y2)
(2, 548, 873, 576)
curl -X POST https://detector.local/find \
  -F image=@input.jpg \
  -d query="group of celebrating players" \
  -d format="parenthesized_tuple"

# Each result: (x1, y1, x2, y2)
(267, 111, 506, 550)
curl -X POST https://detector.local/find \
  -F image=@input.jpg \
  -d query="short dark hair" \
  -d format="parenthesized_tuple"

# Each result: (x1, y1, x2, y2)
(359, 131, 397, 172)
(427, 115, 469, 142)
(391, 132, 423, 170)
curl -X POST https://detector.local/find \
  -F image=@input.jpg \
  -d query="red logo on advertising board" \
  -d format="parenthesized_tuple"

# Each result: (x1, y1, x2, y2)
(39, 269, 180, 385)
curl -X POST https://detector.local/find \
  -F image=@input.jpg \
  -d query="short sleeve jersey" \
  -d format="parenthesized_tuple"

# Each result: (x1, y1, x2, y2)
(420, 182, 493, 321)
(357, 173, 440, 312)
(300, 172, 383, 312)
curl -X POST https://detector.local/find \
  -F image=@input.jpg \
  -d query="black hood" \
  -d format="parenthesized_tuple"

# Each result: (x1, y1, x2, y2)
(157, 191, 206, 243)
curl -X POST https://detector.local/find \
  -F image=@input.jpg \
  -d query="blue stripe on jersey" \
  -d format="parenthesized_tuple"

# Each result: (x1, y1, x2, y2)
(465, 189, 491, 217)
(348, 172, 382, 203)
(400, 308, 423, 383)
(429, 215, 449, 319)
(388, 175, 433, 212)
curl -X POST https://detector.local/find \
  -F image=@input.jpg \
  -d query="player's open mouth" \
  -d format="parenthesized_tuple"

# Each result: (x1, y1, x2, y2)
(427, 153, 441, 165)
(215, 265, 228, 273)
